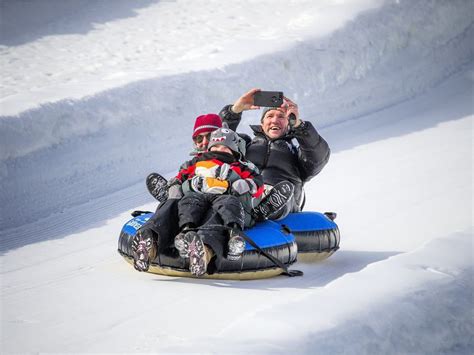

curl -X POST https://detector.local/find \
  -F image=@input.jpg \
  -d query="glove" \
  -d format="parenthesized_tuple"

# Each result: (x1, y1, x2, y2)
(167, 184, 183, 199)
(288, 113, 298, 128)
(285, 98, 301, 129)
(191, 176, 229, 194)
(232, 179, 257, 195)
(216, 163, 231, 180)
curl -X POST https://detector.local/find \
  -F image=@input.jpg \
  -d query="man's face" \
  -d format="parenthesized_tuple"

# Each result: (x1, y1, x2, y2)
(193, 132, 212, 151)
(261, 109, 289, 139)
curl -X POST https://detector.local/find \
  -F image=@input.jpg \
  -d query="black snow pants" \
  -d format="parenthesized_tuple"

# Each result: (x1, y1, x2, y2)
(177, 192, 245, 258)
(141, 198, 180, 255)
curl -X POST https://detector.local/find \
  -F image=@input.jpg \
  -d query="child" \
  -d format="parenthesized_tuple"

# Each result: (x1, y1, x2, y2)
(168, 127, 264, 276)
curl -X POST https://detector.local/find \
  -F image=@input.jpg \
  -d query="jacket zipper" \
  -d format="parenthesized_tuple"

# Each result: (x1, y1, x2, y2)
(261, 140, 272, 169)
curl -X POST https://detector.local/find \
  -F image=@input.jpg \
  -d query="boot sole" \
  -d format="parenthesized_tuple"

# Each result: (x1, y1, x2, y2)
(254, 182, 295, 219)
(146, 172, 168, 203)
(185, 232, 207, 277)
(131, 232, 155, 272)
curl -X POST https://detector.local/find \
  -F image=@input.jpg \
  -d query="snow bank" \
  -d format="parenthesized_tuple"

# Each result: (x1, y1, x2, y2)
(0, 0, 382, 115)
(0, 0, 472, 231)
(215, 232, 474, 354)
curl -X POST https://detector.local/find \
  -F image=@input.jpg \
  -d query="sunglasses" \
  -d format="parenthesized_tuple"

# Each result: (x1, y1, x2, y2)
(194, 133, 211, 144)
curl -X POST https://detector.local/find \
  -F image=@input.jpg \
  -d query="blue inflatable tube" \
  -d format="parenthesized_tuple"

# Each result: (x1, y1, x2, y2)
(118, 211, 340, 279)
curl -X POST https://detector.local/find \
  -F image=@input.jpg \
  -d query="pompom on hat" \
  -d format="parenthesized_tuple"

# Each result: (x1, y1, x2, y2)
(192, 114, 222, 138)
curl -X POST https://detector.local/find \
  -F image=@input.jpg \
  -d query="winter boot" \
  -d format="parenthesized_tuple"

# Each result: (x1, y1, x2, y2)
(174, 224, 195, 258)
(131, 228, 157, 272)
(252, 181, 295, 221)
(183, 231, 210, 277)
(146, 172, 168, 203)
(227, 228, 246, 261)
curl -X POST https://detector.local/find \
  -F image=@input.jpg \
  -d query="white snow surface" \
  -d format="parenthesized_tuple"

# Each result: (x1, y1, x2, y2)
(1, 0, 473, 354)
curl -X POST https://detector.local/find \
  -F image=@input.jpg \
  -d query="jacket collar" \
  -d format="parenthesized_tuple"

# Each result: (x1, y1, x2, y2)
(250, 124, 264, 135)
(201, 151, 238, 163)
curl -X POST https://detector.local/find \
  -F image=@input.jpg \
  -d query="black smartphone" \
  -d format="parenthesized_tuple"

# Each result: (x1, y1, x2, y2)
(253, 91, 284, 107)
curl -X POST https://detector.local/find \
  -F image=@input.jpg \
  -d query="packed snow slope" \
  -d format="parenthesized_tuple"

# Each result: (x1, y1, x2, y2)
(1, 0, 473, 354)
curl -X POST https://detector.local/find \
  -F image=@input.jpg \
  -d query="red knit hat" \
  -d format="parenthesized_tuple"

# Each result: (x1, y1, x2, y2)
(192, 113, 222, 138)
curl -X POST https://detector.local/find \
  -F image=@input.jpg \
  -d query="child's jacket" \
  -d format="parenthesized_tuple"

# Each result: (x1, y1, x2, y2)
(170, 151, 264, 200)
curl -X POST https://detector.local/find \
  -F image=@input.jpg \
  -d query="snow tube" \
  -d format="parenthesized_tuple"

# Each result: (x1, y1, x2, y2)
(117, 211, 339, 280)
(278, 211, 340, 262)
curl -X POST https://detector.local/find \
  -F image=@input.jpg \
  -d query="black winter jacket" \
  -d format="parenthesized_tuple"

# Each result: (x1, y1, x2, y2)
(219, 104, 330, 210)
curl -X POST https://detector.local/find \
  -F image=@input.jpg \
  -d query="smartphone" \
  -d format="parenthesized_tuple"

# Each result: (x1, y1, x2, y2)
(253, 91, 284, 107)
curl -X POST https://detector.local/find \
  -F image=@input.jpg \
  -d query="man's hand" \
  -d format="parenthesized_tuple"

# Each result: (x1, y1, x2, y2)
(283, 97, 301, 128)
(231, 88, 261, 114)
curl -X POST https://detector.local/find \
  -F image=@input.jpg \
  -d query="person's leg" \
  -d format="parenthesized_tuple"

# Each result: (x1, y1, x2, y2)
(174, 192, 210, 259)
(212, 195, 246, 261)
(253, 181, 295, 221)
(179, 207, 222, 276)
(182, 229, 215, 277)
(212, 195, 245, 229)
(141, 198, 180, 253)
(177, 192, 208, 229)
(131, 228, 157, 272)
(132, 198, 179, 272)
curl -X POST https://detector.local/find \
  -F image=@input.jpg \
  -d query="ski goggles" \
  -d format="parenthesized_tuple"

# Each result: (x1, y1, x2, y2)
(193, 132, 212, 144)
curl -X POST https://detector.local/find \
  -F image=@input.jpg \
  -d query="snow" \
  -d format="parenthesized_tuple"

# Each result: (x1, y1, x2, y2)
(1, 0, 473, 354)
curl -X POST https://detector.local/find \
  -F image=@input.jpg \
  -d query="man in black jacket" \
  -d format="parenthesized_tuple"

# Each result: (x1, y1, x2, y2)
(219, 88, 330, 215)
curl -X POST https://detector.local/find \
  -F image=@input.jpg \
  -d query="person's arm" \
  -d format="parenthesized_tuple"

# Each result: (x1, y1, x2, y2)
(292, 120, 330, 182)
(166, 160, 193, 199)
(284, 96, 302, 128)
(177, 158, 232, 195)
(249, 173, 265, 198)
(231, 162, 265, 198)
(167, 158, 196, 192)
(218, 104, 242, 131)
(219, 88, 261, 131)
(283, 96, 330, 182)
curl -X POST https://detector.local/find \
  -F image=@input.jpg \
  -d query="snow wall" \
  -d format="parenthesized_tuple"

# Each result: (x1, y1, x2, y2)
(0, 0, 473, 231)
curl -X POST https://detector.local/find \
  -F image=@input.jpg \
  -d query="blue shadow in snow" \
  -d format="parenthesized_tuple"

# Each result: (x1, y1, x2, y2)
(153, 250, 402, 290)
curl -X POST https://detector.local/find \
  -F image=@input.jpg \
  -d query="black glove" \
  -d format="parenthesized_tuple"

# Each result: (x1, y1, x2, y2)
(288, 113, 298, 128)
